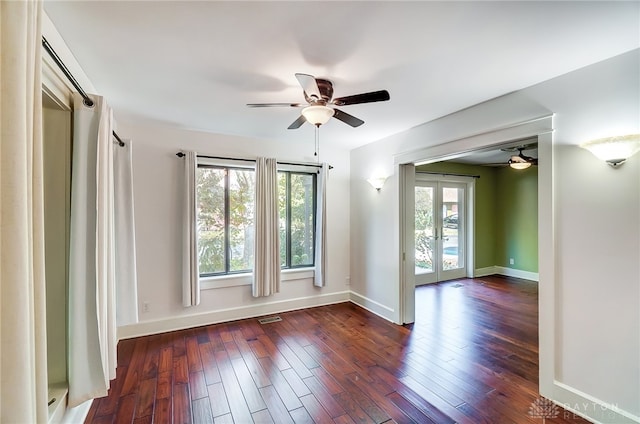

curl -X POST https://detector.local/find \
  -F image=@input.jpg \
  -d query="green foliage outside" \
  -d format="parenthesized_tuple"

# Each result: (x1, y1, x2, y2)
(197, 166, 315, 276)
(415, 186, 434, 270)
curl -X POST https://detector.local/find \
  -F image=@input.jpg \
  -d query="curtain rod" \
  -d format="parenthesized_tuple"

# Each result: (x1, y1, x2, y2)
(42, 36, 125, 147)
(176, 152, 333, 169)
(416, 171, 480, 179)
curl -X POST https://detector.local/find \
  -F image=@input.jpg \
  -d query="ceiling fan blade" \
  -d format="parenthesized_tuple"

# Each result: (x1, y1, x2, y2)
(295, 73, 322, 100)
(332, 90, 390, 106)
(333, 108, 364, 127)
(287, 115, 307, 130)
(247, 103, 304, 108)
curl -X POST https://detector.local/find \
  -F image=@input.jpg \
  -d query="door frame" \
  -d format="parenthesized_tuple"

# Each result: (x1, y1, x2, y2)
(414, 175, 475, 285)
(397, 115, 554, 343)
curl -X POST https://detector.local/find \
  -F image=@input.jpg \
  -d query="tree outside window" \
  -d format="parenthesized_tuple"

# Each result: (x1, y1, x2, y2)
(197, 165, 315, 276)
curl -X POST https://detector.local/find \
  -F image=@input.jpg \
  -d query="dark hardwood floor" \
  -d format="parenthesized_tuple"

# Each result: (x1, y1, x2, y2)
(86, 276, 591, 423)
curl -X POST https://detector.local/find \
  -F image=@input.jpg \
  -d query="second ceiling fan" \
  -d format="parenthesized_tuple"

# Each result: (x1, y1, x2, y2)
(247, 73, 390, 129)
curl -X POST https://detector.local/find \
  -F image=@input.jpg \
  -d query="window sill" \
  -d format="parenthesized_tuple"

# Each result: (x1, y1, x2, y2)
(200, 268, 315, 290)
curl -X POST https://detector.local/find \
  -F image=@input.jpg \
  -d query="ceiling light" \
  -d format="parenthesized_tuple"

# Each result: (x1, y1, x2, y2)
(580, 134, 640, 167)
(509, 155, 532, 170)
(301, 105, 334, 127)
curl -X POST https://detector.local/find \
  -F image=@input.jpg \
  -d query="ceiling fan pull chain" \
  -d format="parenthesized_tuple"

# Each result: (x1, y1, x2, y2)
(314, 125, 319, 157)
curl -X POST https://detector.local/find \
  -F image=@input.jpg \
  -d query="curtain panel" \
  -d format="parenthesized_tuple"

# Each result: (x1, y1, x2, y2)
(253, 157, 281, 297)
(68, 94, 117, 407)
(0, 0, 49, 421)
(114, 140, 139, 325)
(182, 151, 200, 306)
(314, 163, 328, 287)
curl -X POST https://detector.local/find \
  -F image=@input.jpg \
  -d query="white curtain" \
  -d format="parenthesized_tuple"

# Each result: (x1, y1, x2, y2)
(253, 157, 281, 297)
(183, 151, 200, 307)
(114, 140, 139, 325)
(68, 93, 117, 407)
(0, 1, 49, 421)
(314, 163, 328, 287)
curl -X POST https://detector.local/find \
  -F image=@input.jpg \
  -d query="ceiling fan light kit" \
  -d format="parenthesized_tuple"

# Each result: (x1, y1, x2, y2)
(580, 134, 640, 168)
(301, 105, 334, 126)
(509, 159, 532, 170)
(505, 146, 537, 169)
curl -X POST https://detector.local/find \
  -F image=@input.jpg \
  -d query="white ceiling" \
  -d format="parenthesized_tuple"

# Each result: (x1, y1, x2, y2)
(44, 1, 639, 152)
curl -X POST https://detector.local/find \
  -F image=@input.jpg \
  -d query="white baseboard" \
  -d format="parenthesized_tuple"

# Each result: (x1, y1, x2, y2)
(474, 265, 539, 282)
(118, 291, 350, 339)
(60, 399, 92, 424)
(474, 266, 498, 277)
(349, 291, 395, 323)
(549, 381, 639, 424)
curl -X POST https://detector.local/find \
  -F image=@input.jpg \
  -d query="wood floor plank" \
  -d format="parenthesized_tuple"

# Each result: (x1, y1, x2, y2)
(154, 397, 171, 424)
(259, 385, 294, 424)
(230, 356, 267, 412)
(199, 341, 222, 385)
(186, 334, 204, 372)
(134, 378, 156, 419)
(85, 276, 592, 424)
(257, 356, 303, 411)
(189, 370, 208, 400)
(289, 405, 315, 424)
(207, 382, 231, 418)
(114, 393, 137, 424)
(214, 349, 255, 423)
(299, 393, 335, 424)
(192, 397, 214, 424)
(252, 408, 275, 423)
(172, 383, 191, 424)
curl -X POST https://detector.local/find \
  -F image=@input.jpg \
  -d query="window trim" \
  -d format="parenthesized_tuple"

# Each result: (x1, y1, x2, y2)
(200, 267, 315, 290)
(278, 170, 317, 269)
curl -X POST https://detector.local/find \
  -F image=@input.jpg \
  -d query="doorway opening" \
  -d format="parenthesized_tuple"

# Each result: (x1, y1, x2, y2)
(415, 175, 476, 285)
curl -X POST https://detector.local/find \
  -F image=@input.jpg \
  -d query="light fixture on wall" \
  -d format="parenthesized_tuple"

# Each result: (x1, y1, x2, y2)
(301, 105, 334, 127)
(367, 176, 387, 191)
(580, 134, 640, 167)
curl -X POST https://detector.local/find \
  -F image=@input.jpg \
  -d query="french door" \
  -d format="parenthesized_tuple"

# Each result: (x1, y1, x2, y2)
(415, 180, 467, 284)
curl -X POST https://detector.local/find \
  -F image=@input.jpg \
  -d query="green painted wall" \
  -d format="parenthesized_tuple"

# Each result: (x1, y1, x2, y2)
(415, 162, 497, 269)
(495, 166, 538, 272)
(415, 162, 538, 273)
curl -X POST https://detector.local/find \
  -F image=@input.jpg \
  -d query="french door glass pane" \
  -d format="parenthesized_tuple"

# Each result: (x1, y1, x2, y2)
(415, 186, 434, 274)
(442, 187, 462, 271)
(197, 167, 226, 274)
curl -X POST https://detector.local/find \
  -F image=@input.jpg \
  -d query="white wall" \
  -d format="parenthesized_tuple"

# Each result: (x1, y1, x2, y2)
(117, 122, 351, 337)
(350, 49, 639, 422)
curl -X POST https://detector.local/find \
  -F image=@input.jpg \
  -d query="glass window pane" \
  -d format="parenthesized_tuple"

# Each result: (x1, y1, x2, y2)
(278, 172, 287, 267)
(197, 167, 226, 274)
(228, 169, 255, 272)
(290, 173, 314, 266)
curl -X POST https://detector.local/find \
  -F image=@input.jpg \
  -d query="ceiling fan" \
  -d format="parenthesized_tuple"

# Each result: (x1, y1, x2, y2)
(482, 145, 538, 169)
(505, 146, 538, 169)
(508, 147, 538, 169)
(247, 73, 390, 129)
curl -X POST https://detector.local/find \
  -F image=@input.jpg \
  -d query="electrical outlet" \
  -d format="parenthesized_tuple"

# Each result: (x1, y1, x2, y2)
(509, 258, 515, 265)
(142, 301, 150, 313)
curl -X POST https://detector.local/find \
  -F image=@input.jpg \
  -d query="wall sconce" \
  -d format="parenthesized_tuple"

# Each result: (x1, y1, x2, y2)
(580, 134, 640, 167)
(367, 176, 387, 191)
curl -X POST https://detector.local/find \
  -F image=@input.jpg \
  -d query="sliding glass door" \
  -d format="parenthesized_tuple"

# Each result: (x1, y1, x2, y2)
(415, 180, 467, 284)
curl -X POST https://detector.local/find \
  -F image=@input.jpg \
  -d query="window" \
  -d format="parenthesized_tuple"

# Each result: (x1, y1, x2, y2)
(196, 161, 316, 277)
(278, 171, 316, 269)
